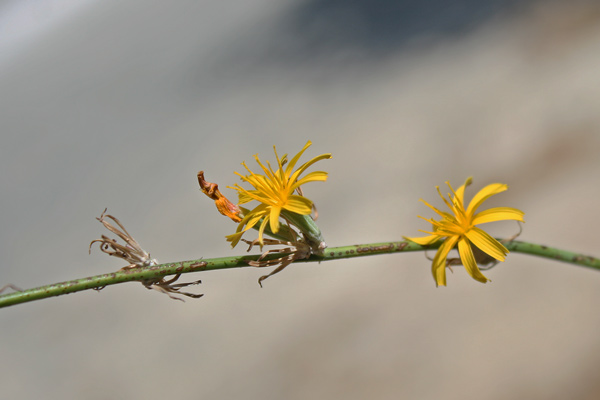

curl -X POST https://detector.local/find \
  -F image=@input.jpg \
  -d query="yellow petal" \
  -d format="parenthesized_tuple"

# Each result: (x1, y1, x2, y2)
(235, 172, 278, 200)
(420, 199, 454, 220)
(269, 206, 281, 233)
(226, 205, 269, 247)
(258, 216, 269, 246)
(253, 154, 278, 183)
(289, 154, 332, 183)
(235, 187, 259, 205)
(466, 183, 508, 217)
(272, 145, 285, 173)
(284, 141, 312, 176)
(231, 176, 275, 203)
(242, 204, 269, 229)
(225, 231, 244, 247)
(403, 235, 441, 246)
(291, 170, 329, 191)
(284, 195, 313, 215)
(472, 207, 525, 225)
(432, 236, 459, 287)
(465, 227, 508, 261)
(453, 177, 473, 207)
(436, 185, 456, 214)
(457, 238, 489, 283)
(434, 218, 464, 236)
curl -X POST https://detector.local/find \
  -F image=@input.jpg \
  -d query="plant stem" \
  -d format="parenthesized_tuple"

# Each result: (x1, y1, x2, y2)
(1, 240, 598, 308)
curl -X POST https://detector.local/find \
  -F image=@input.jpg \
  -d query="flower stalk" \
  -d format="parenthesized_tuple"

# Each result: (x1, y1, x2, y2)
(1, 239, 599, 308)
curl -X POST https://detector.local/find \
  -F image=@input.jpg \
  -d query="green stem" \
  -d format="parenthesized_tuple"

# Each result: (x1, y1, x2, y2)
(0, 239, 598, 308)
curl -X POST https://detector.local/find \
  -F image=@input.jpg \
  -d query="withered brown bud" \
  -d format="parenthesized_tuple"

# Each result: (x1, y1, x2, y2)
(198, 171, 242, 223)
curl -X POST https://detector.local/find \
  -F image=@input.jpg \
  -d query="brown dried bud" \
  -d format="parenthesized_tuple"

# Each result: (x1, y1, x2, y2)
(198, 171, 242, 223)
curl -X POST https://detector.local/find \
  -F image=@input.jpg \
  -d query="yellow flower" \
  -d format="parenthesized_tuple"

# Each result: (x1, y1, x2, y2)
(226, 141, 331, 247)
(406, 177, 524, 286)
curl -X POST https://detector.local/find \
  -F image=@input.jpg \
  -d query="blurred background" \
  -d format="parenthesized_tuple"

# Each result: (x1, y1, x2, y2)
(1, 0, 600, 398)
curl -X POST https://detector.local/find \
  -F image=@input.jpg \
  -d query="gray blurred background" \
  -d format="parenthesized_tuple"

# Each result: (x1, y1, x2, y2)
(1, 0, 600, 399)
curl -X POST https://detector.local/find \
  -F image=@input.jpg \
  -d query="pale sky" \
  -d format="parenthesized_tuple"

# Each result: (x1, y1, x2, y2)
(0, 0, 95, 66)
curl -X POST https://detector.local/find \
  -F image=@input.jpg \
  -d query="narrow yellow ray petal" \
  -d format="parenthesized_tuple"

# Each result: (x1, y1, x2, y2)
(254, 155, 278, 183)
(418, 229, 454, 238)
(284, 195, 313, 215)
(472, 207, 525, 225)
(264, 160, 284, 191)
(403, 235, 441, 245)
(235, 189, 255, 205)
(432, 236, 459, 287)
(290, 171, 329, 191)
(457, 238, 489, 283)
(436, 185, 455, 213)
(227, 206, 266, 247)
(241, 206, 268, 232)
(225, 231, 244, 247)
(233, 172, 278, 200)
(271, 146, 288, 183)
(232, 185, 273, 206)
(285, 141, 312, 175)
(465, 227, 508, 261)
(269, 206, 281, 233)
(273, 145, 284, 171)
(258, 216, 269, 245)
(453, 177, 472, 207)
(289, 154, 332, 183)
(435, 219, 464, 235)
(420, 199, 454, 220)
(466, 183, 508, 217)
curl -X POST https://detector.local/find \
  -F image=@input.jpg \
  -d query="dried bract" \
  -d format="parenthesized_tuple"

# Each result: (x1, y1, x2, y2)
(141, 275, 204, 302)
(0, 284, 23, 294)
(242, 237, 312, 287)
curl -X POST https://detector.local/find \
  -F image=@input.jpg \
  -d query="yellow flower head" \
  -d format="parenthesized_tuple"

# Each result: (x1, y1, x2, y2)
(405, 177, 525, 286)
(226, 141, 331, 247)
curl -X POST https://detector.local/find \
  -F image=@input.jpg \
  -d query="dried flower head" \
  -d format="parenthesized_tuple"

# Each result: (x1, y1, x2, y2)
(90, 209, 203, 300)
(89, 209, 157, 269)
